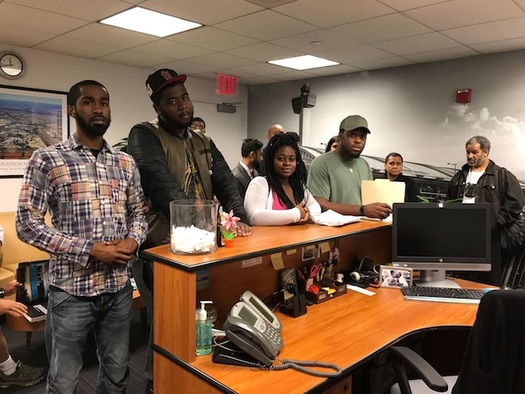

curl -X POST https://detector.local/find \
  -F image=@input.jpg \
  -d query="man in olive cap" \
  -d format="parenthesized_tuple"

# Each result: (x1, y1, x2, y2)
(307, 115, 391, 219)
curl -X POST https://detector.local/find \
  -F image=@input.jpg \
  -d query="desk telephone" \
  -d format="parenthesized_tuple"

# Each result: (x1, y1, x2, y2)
(223, 290, 283, 366)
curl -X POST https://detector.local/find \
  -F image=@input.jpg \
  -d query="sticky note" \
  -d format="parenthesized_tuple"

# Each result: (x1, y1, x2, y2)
(271, 253, 285, 270)
(286, 249, 297, 255)
(320, 242, 330, 254)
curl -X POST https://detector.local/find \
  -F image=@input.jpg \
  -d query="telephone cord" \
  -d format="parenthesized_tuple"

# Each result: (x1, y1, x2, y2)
(268, 358, 342, 378)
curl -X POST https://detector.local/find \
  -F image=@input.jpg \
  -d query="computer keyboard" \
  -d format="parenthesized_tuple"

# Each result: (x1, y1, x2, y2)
(401, 286, 486, 304)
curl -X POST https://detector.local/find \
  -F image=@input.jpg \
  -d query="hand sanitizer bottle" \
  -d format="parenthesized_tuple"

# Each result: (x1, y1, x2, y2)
(196, 301, 212, 355)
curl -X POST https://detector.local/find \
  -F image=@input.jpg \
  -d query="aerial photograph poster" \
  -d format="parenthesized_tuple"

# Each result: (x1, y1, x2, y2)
(0, 85, 68, 177)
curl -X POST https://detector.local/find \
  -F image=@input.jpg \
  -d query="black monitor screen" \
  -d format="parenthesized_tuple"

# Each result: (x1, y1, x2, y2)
(392, 203, 491, 273)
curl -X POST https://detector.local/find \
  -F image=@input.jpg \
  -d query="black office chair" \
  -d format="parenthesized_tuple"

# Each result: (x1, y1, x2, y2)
(389, 289, 525, 394)
(501, 249, 525, 289)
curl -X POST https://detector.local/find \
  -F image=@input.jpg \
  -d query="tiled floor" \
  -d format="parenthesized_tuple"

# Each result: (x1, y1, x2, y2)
(2, 313, 149, 393)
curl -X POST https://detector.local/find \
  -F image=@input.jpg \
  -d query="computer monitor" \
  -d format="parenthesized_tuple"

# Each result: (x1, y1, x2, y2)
(392, 202, 491, 288)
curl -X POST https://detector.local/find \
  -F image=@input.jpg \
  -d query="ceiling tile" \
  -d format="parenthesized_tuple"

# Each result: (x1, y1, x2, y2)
(442, 16, 525, 45)
(214, 9, 317, 41)
(378, 0, 451, 12)
(373, 32, 461, 55)
(182, 52, 257, 69)
(404, 0, 525, 30)
(157, 59, 218, 76)
(2, 0, 525, 85)
(0, 24, 55, 46)
(274, 0, 395, 28)
(269, 70, 317, 81)
(470, 37, 525, 53)
(141, 0, 262, 25)
(224, 42, 302, 62)
(514, 0, 525, 10)
(350, 56, 415, 70)
(34, 36, 122, 58)
(97, 49, 175, 67)
(222, 62, 289, 77)
(316, 45, 394, 63)
(65, 23, 158, 48)
(0, 3, 87, 34)
(403, 46, 479, 62)
(168, 27, 259, 51)
(133, 40, 212, 59)
(5, 0, 131, 21)
(270, 29, 361, 53)
(330, 13, 432, 44)
(246, 0, 296, 7)
(307, 64, 361, 76)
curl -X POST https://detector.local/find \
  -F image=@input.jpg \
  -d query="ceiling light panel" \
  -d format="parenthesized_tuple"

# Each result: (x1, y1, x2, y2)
(268, 55, 339, 70)
(100, 7, 201, 38)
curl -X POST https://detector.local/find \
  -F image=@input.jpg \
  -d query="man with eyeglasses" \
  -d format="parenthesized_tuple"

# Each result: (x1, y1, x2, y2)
(447, 135, 524, 285)
(190, 116, 206, 133)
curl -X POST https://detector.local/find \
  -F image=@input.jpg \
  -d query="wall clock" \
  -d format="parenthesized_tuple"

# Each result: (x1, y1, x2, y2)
(0, 52, 25, 79)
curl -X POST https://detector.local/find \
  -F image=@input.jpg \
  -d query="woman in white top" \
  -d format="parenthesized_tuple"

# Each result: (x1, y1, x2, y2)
(245, 132, 321, 225)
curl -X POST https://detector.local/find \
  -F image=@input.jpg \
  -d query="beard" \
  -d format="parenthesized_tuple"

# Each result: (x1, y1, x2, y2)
(348, 151, 361, 159)
(159, 108, 193, 130)
(468, 158, 484, 168)
(76, 114, 111, 138)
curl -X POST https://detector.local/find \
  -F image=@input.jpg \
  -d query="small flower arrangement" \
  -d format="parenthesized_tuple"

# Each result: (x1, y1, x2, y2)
(221, 210, 240, 241)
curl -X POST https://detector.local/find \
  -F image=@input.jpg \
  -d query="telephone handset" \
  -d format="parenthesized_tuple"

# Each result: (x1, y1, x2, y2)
(239, 290, 282, 332)
(224, 291, 283, 366)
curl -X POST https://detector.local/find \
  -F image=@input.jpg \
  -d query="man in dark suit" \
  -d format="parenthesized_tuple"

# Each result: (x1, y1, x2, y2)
(232, 138, 263, 200)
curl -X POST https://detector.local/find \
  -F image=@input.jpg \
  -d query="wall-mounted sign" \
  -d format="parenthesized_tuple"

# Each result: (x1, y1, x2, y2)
(216, 74, 237, 96)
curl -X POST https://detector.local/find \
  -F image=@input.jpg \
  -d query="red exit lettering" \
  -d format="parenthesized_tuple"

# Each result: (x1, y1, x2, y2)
(216, 74, 237, 96)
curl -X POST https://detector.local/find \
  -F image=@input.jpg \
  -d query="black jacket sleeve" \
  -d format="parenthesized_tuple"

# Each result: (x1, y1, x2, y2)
(209, 139, 248, 224)
(498, 168, 524, 227)
(128, 123, 188, 220)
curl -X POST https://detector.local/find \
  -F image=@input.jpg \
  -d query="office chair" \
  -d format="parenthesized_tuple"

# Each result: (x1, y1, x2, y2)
(502, 249, 525, 289)
(389, 289, 525, 394)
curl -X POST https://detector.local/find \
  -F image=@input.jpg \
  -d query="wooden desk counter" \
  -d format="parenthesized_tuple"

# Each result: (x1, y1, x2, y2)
(142, 220, 391, 271)
(147, 221, 396, 393)
(170, 280, 482, 394)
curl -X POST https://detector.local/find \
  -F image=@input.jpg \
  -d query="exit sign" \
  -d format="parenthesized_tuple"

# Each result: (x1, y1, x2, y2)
(216, 74, 237, 96)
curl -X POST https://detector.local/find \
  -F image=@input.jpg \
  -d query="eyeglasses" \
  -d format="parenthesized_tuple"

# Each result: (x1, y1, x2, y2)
(464, 183, 477, 198)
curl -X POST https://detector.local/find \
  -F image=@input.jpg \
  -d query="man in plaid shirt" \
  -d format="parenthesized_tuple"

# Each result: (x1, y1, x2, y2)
(16, 80, 148, 394)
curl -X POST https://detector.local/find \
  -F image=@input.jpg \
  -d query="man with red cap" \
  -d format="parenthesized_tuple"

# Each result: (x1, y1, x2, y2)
(128, 69, 251, 391)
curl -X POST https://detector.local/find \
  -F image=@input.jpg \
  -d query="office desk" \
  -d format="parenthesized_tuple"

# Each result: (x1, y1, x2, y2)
(142, 221, 481, 393)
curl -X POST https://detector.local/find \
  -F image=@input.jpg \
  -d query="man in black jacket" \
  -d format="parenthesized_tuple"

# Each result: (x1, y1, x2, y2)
(128, 68, 250, 246)
(127, 69, 251, 391)
(447, 135, 524, 286)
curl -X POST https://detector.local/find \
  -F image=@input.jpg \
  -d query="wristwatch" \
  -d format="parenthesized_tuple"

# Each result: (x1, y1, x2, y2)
(359, 205, 365, 216)
(0, 288, 4, 298)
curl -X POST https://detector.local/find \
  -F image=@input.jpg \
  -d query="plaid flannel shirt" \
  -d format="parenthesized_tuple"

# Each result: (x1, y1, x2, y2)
(16, 135, 148, 296)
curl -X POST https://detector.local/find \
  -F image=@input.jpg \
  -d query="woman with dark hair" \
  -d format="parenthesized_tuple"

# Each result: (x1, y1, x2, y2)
(384, 152, 419, 202)
(245, 133, 321, 225)
(325, 135, 340, 152)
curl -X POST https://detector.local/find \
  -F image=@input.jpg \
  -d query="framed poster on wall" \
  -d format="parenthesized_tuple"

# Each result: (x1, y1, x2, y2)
(0, 84, 69, 178)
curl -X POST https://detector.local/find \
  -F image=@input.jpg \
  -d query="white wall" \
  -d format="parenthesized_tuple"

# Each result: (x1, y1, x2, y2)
(0, 45, 248, 212)
(248, 50, 525, 181)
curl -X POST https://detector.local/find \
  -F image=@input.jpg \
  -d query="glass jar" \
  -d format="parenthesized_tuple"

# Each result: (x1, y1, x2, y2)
(169, 199, 218, 254)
